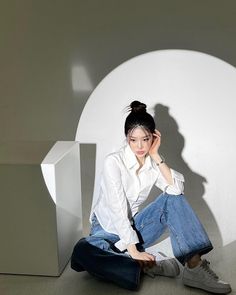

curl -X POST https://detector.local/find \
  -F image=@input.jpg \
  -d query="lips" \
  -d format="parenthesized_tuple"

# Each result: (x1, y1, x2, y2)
(136, 151, 145, 155)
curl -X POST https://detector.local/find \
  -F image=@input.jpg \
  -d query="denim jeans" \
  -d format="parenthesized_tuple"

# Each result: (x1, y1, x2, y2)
(71, 193, 213, 290)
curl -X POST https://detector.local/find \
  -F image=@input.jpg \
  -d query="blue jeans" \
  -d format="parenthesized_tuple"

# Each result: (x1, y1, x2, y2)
(71, 193, 213, 290)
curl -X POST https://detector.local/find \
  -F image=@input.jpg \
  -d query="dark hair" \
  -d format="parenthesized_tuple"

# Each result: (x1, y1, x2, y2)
(124, 101, 156, 136)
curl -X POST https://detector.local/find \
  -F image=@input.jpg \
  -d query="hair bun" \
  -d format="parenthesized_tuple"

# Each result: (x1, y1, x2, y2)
(130, 101, 146, 113)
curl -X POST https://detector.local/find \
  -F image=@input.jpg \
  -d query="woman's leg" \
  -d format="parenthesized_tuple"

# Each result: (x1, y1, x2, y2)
(71, 237, 141, 290)
(71, 215, 141, 290)
(133, 193, 168, 249)
(133, 193, 213, 265)
(165, 193, 213, 264)
(134, 193, 231, 294)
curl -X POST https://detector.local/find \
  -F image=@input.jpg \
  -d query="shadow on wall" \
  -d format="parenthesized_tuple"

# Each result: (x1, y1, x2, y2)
(80, 144, 96, 236)
(142, 103, 223, 251)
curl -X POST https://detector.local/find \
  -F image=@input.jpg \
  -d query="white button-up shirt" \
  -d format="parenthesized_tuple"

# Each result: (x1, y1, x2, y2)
(92, 144, 184, 251)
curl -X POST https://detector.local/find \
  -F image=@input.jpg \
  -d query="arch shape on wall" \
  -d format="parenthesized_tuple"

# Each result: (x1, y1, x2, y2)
(76, 49, 236, 248)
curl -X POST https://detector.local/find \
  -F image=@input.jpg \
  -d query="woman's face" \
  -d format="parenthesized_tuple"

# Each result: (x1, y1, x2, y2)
(127, 127, 153, 160)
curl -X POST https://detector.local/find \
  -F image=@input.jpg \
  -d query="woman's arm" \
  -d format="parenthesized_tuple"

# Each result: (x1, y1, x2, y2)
(102, 156, 139, 247)
(102, 156, 155, 264)
(149, 130, 184, 194)
(150, 153, 173, 185)
(149, 130, 173, 184)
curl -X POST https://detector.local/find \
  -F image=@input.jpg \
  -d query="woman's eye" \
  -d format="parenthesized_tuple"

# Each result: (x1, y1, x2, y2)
(144, 138, 150, 141)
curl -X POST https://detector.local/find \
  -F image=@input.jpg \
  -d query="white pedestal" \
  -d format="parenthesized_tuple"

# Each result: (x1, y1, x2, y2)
(0, 141, 82, 276)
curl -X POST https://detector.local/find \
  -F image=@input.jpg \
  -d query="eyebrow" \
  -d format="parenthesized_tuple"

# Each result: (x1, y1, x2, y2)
(129, 135, 151, 139)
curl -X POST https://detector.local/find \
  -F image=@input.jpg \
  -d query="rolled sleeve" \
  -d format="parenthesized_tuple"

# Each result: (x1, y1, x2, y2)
(165, 169, 185, 195)
(155, 168, 184, 195)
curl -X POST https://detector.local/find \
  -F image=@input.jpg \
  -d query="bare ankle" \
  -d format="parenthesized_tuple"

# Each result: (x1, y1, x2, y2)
(187, 254, 201, 268)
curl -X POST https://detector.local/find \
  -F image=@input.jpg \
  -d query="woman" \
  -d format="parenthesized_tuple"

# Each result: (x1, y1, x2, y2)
(71, 101, 231, 294)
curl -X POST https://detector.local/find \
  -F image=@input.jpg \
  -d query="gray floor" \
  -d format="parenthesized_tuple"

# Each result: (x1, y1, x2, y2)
(1, 237, 236, 295)
(1, 258, 235, 295)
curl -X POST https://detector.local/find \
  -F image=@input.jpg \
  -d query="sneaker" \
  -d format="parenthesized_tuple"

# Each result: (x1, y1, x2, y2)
(143, 252, 180, 278)
(183, 259, 232, 294)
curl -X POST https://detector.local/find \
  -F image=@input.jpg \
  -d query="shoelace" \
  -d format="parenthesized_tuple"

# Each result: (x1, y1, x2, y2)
(201, 259, 219, 280)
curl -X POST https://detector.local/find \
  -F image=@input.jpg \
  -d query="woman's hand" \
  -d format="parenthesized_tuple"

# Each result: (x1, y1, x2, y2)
(127, 244, 156, 268)
(131, 251, 156, 268)
(149, 129, 161, 157)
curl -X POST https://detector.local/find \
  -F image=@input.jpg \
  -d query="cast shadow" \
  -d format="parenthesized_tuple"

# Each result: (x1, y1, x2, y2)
(144, 103, 223, 249)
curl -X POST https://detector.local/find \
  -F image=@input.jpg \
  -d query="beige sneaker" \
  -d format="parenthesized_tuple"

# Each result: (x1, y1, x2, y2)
(183, 259, 231, 294)
(143, 252, 180, 278)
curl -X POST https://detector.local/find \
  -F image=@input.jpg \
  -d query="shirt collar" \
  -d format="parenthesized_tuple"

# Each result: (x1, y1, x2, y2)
(123, 144, 153, 170)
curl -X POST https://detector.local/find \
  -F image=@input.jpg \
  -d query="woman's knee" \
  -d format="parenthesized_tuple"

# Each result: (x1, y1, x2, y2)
(164, 193, 187, 200)
(152, 192, 186, 209)
(164, 193, 190, 207)
(86, 236, 111, 251)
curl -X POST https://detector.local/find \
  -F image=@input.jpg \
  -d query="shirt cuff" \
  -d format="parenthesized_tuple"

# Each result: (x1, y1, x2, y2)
(114, 232, 139, 251)
(165, 169, 185, 195)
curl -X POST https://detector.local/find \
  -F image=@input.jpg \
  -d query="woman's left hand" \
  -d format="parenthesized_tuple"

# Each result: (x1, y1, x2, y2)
(149, 129, 161, 157)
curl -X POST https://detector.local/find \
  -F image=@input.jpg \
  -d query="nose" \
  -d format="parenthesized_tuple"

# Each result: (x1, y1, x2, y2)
(137, 140, 143, 149)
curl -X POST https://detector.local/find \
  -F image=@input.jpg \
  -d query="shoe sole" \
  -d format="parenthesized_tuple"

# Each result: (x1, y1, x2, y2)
(183, 278, 232, 294)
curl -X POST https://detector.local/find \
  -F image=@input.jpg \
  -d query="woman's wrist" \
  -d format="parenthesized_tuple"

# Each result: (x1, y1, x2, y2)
(151, 153, 164, 165)
(127, 243, 139, 255)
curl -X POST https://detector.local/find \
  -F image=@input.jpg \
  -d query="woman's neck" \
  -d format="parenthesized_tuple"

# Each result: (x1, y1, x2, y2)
(136, 156, 145, 166)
